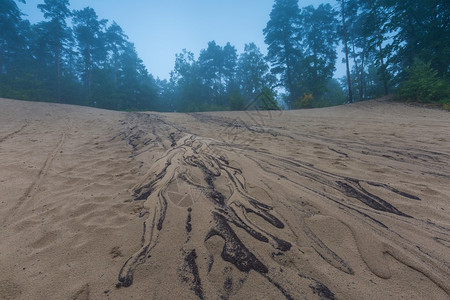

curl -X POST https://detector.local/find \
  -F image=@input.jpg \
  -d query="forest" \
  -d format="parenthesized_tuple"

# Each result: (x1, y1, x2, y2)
(1, 0, 449, 112)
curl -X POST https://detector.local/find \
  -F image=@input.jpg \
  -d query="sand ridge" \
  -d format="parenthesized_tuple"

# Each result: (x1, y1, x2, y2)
(0, 97, 449, 299)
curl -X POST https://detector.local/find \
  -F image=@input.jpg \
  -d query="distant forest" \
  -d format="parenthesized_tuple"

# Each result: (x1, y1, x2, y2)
(1, 0, 449, 111)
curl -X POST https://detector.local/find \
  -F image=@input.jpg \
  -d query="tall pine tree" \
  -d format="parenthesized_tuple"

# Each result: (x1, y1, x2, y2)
(38, 0, 72, 102)
(263, 0, 302, 107)
(237, 43, 275, 101)
(298, 4, 338, 102)
(72, 7, 107, 93)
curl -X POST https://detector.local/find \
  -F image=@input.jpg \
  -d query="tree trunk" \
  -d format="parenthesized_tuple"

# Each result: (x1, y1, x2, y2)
(360, 50, 365, 100)
(56, 45, 62, 103)
(88, 44, 92, 90)
(284, 43, 295, 107)
(0, 39, 5, 83)
(341, 0, 353, 103)
(113, 53, 117, 89)
(287, 66, 295, 106)
(377, 28, 388, 95)
(352, 43, 363, 102)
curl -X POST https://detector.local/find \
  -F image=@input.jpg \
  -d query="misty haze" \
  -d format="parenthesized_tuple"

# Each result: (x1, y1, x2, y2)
(0, 0, 449, 299)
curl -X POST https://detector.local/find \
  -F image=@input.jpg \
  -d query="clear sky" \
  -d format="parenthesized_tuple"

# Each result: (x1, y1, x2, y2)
(19, 0, 344, 80)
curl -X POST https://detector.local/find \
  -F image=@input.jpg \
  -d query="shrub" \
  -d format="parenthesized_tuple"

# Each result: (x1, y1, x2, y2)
(443, 103, 450, 111)
(258, 87, 280, 110)
(296, 93, 314, 108)
(397, 59, 450, 104)
(228, 92, 246, 111)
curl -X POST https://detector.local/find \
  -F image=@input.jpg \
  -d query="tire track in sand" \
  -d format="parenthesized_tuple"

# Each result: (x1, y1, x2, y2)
(0, 122, 29, 143)
(4, 122, 69, 224)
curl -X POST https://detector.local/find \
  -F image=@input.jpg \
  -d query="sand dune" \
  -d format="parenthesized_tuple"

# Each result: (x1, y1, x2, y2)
(0, 97, 449, 299)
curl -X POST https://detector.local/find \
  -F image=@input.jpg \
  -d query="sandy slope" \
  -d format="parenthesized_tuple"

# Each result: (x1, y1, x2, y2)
(0, 97, 449, 300)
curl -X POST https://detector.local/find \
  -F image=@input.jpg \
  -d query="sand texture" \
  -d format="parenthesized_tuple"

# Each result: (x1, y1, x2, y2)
(0, 97, 449, 299)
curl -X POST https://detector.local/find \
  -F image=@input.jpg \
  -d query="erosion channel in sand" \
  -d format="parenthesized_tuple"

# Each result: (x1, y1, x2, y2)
(0, 97, 449, 299)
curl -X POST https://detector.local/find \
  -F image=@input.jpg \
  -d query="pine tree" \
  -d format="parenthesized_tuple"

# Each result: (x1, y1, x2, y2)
(105, 22, 127, 89)
(339, 0, 353, 103)
(237, 43, 274, 101)
(198, 41, 223, 104)
(263, 0, 302, 106)
(38, 0, 72, 102)
(222, 42, 238, 94)
(384, 0, 449, 78)
(0, 0, 27, 87)
(170, 49, 203, 111)
(298, 4, 339, 101)
(72, 7, 107, 91)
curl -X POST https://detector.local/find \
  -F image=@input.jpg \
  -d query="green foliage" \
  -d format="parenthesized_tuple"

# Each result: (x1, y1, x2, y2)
(37, 0, 72, 102)
(0, 2, 157, 111)
(318, 78, 347, 107)
(264, 1, 340, 107)
(296, 93, 314, 109)
(228, 91, 246, 111)
(237, 43, 275, 101)
(298, 4, 339, 100)
(397, 59, 450, 104)
(72, 7, 107, 89)
(2, 0, 448, 113)
(384, 0, 449, 78)
(0, 1, 22, 47)
(263, 0, 302, 104)
(196, 104, 230, 112)
(258, 87, 279, 110)
(197, 41, 238, 106)
(292, 78, 346, 109)
(170, 49, 204, 111)
(335, 0, 449, 104)
(352, 0, 391, 98)
(168, 41, 279, 113)
(360, 64, 389, 100)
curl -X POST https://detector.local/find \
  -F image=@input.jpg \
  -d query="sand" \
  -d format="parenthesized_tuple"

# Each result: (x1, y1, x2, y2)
(0, 97, 449, 299)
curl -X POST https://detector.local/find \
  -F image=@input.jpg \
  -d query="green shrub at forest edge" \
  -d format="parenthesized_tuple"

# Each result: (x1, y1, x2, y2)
(397, 60, 450, 108)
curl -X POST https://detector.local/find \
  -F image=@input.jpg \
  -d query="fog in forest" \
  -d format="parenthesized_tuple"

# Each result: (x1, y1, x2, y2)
(1, 0, 449, 111)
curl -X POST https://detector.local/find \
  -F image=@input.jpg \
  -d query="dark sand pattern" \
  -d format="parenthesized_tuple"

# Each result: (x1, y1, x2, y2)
(117, 130, 449, 298)
(0, 98, 449, 299)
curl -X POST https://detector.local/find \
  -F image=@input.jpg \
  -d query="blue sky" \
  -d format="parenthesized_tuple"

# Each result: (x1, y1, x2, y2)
(19, 0, 344, 80)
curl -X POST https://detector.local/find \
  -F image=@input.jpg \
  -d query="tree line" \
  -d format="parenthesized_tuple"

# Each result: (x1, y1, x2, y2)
(1, 0, 448, 112)
(1, 0, 157, 110)
(263, 0, 449, 108)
